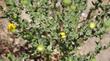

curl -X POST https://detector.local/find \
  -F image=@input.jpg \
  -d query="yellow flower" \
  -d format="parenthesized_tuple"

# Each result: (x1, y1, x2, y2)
(61, 35, 66, 39)
(7, 22, 16, 32)
(60, 31, 66, 39)
(37, 44, 45, 52)
(60, 32, 65, 36)
(89, 22, 96, 29)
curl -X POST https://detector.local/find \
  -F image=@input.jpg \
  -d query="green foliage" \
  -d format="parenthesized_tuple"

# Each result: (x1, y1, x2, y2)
(104, 19, 110, 32)
(7, 53, 28, 61)
(2, 0, 110, 60)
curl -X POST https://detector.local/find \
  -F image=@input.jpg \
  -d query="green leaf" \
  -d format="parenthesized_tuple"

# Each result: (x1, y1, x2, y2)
(5, 0, 15, 5)
(91, 57, 96, 61)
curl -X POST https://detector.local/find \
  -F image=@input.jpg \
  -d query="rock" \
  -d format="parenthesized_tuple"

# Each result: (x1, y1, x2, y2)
(100, 32, 110, 47)
(96, 47, 110, 61)
(20, 9, 32, 23)
(0, 18, 9, 32)
(76, 37, 100, 55)
(101, 0, 110, 5)
(0, 0, 7, 11)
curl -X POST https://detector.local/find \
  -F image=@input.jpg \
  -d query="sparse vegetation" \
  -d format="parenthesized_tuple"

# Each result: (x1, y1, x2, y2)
(0, 0, 110, 61)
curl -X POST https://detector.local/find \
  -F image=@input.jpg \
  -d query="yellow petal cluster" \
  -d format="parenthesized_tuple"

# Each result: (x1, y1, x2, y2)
(60, 32, 66, 39)
(7, 22, 16, 32)
(89, 22, 96, 29)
